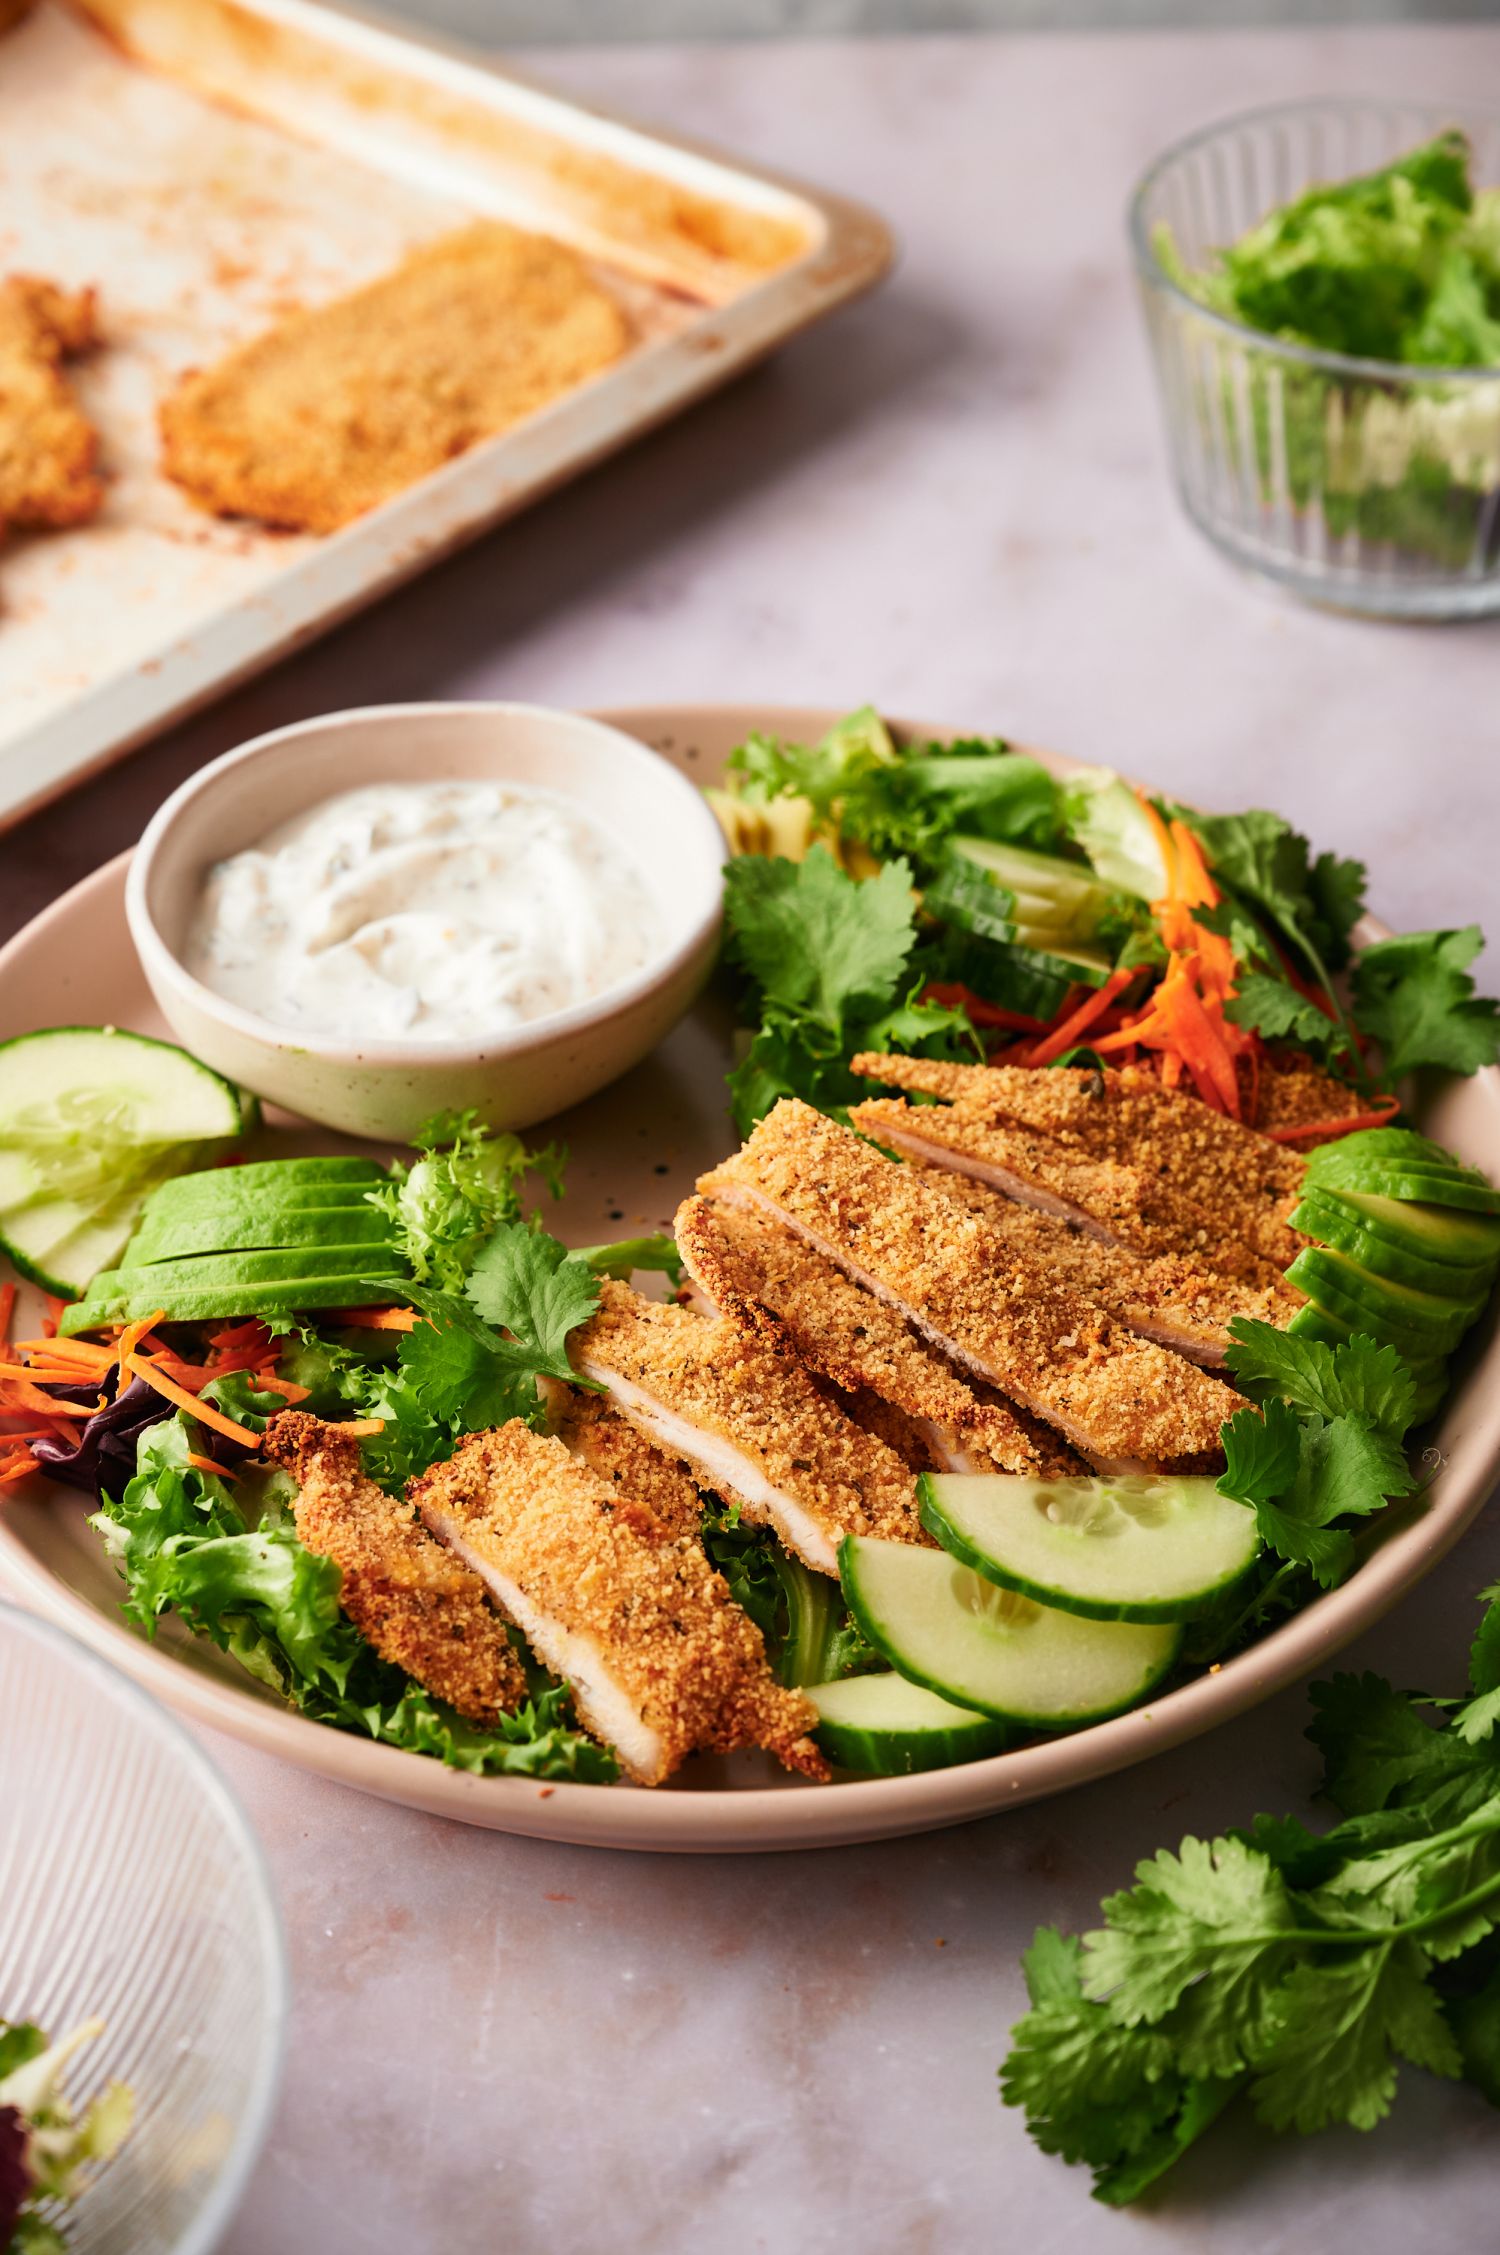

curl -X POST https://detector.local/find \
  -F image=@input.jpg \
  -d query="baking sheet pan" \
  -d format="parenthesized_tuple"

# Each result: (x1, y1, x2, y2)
(0, 0, 892, 829)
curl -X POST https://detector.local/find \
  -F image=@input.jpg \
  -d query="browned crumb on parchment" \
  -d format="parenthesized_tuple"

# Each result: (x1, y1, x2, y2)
(158, 219, 630, 534)
(0, 275, 104, 536)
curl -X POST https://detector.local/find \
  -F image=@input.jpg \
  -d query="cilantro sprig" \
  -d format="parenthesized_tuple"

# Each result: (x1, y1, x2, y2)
(1216, 1322, 1417, 1588)
(722, 846, 976, 1134)
(1002, 1582, 1500, 2203)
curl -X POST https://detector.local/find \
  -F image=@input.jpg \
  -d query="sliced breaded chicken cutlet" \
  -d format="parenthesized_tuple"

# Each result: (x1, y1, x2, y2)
(569, 1279, 926, 1574)
(700, 1100, 1241, 1473)
(675, 1193, 1080, 1475)
(159, 221, 629, 534)
(547, 1385, 705, 1539)
(264, 1410, 527, 1721)
(849, 1054, 1307, 1273)
(900, 1161, 1302, 1366)
(411, 1422, 827, 1786)
(0, 276, 104, 535)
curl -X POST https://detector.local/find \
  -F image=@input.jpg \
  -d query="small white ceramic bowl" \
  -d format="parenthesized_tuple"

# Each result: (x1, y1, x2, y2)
(126, 703, 726, 1141)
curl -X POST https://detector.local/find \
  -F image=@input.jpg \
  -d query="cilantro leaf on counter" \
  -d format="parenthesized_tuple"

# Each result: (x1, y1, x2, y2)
(1001, 1583, 1500, 2204)
(723, 846, 974, 1133)
(1216, 1323, 1416, 1588)
(1350, 926, 1500, 1080)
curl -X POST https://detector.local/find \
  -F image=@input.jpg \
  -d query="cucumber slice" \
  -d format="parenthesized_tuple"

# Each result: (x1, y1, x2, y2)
(807, 1674, 1009, 1774)
(1287, 1246, 1484, 1357)
(1292, 1189, 1500, 1296)
(0, 1027, 246, 1295)
(123, 1199, 395, 1268)
(949, 837, 1112, 943)
(918, 1471, 1260, 1623)
(839, 1537, 1180, 1727)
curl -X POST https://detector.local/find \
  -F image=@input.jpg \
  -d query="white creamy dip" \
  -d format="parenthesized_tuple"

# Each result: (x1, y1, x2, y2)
(186, 781, 663, 1043)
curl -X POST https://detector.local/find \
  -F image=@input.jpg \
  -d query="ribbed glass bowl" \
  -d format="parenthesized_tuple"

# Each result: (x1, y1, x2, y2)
(1130, 98, 1500, 618)
(0, 1602, 287, 2254)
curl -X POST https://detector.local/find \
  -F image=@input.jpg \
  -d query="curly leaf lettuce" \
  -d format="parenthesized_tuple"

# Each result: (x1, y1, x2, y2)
(93, 1412, 615, 1781)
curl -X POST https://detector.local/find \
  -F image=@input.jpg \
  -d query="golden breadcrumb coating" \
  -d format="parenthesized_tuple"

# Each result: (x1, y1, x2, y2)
(159, 221, 629, 533)
(571, 1280, 926, 1571)
(411, 1422, 827, 1786)
(904, 1162, 1302, 1364)
(264, 1411, 526, 1722)
(851, 1056, 1306, 1270)
(550, 1386, 704, 1539)
(0, 276, 103, 530)
(676, 1193, 1077, 1476)
(701, 1100, 1240, 1472)
(850, 1091, 1290, 1286)
(1254, 1062, 1369, 1145)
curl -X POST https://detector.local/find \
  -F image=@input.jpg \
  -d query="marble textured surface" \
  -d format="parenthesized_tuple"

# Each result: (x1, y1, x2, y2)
(3, 23, 1500, 2253)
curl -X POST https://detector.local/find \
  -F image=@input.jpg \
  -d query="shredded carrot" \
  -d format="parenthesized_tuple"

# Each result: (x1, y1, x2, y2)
(41, 1297, 70, 1339)
(249, 1373, 311, 1404)
(123, 1355, 260, 1446)
(319, 1306, 420, 1333)
(1022, 967, 1137, 1069)
(0, 1453, 41, 1485)
(920, 982, 1052, 1034)
(0, 1380, 97, 1420)
(208, 1319, 274, 1352)
(329, 1418, 386, 1437)
(1265, 1094, 1401, 1144)
(0, 1283, 15, 1361)
(14, 1335, 114, 1370)
(184, 1451, 237, 1480)
(115, 1310, 168, 1379)
(1139, 793, 1179, 900)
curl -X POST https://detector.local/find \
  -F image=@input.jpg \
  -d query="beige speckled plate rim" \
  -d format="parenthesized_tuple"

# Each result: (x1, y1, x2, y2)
(1, 703, 1497, 1854)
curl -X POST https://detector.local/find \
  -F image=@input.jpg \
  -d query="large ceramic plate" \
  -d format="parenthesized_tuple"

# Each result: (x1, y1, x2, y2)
(2, 707, 1498, 1854)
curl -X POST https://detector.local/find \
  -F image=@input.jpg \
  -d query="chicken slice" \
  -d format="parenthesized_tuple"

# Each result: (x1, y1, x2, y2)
(411, 1422, 827, 1786)
(903, 1162, 1302, 1365)
(675, 1193, 1079, 1475)
(264, 1410, 526, 1721)
(700, 1100, 1240, 1473)
(549, 1385, 705, 1538)
(569, 1280, 926, 1574)
(851, 1054, 1306, 1271)
(851, 1093, 1289, 1285)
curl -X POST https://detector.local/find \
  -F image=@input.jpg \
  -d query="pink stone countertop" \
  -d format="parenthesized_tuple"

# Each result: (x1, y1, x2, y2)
(3, 23, 1499, 2253)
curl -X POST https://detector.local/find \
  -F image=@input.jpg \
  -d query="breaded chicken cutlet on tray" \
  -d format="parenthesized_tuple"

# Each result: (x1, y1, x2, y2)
(3, 703, 1499, 1853)
(0, 2, 890, 831)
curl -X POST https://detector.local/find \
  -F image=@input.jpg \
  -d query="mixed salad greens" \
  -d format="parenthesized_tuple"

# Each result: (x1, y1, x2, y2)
(1153, 131, 1500, 571)
(0, 2019, 131, 2254)
(0, 713, 1498, 1797)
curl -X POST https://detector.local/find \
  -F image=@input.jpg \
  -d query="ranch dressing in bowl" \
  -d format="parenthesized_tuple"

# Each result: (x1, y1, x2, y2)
(186, 780, 662, 1043)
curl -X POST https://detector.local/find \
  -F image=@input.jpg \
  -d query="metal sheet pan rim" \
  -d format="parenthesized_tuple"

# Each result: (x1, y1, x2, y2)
(0, 0, 894, 834)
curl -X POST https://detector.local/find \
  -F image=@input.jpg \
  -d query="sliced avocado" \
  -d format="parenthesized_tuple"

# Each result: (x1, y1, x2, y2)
(1306, 1129, 1500, 1214)
(143, 1157, 384, 1202)
(1347, 1168, 1500, 1215)
(1292, 1188, 1500, 1297)
(1287, 1246, 1484, 1358)
(122, 1200, 398, 1269)
(1335, 1190, 1500, 1270)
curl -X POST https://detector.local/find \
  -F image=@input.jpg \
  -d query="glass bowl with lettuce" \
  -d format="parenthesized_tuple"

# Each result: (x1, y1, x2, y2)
(0, 1603, 286, 2254)
(1131, 100, 1500, 617)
